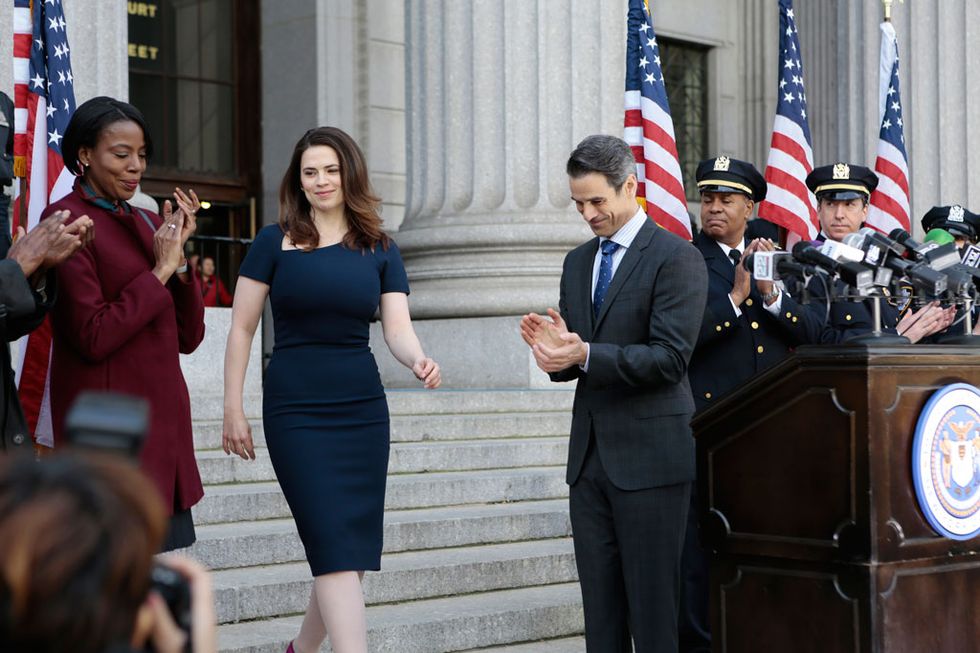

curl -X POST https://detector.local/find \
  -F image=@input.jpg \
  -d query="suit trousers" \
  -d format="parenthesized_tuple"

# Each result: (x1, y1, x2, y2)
(570, 437, 691, 653)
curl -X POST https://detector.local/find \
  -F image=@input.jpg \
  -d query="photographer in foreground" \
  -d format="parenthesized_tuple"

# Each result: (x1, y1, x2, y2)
(0, 452, 216, 653)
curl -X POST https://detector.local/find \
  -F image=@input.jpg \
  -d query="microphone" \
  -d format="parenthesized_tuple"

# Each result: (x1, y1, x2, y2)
(962, 244, 980, 269)
(842, 232, 894, 288)
(742, 251, 810, 281)
(925, 228, 956, 247)
(890, 228, 961, 270)
(818, 238, 867, 264)
(858, 226, 907, 258)
(791, 242, 875, 292)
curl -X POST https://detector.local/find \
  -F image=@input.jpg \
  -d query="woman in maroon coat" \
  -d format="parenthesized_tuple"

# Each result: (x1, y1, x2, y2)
(45, 97, 206, 550)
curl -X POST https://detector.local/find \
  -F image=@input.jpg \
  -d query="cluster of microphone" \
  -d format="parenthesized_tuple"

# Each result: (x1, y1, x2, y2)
(743, 228, 980, 307)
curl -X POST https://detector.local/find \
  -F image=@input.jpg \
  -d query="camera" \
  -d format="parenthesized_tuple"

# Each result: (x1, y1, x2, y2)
(150, 562, 193, 637)
(64, 391, 193, 648)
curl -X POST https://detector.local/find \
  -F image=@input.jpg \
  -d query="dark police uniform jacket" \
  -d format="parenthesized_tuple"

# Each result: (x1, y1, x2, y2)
(0, 260, 55, 452)
(797, 232, 904, 343)
(801, 275, 902, 343)
(689, 232, 825, 413)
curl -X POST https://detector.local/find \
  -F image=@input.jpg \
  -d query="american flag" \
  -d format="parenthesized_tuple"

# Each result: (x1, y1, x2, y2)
(623, 0, 692, 240)
(866, 21, 910, 234)
(757, 0, 819, 241)
(11, 0, 77, 448)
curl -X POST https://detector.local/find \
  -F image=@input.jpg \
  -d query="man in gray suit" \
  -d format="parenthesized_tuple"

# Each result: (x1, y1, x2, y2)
(521, 135, 708, 652)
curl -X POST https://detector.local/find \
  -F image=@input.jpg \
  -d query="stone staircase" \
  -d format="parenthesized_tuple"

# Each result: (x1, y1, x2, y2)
(186, 387, 587, 652)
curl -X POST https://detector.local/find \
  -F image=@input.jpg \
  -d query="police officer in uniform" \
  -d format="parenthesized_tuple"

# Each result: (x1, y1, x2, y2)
(680, 156, 826, 653)
(689, 156, 825, 411)
(921, 204, 980, 248)
(801, 163, 952, 343)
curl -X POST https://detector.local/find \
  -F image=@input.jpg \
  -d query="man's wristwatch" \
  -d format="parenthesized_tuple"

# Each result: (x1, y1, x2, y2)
(762, 288, 780, 303)
(176, 259, 189, 274)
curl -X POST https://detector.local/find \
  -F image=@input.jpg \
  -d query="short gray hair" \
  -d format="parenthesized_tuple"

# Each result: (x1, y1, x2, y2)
(566, 134, 636, 191)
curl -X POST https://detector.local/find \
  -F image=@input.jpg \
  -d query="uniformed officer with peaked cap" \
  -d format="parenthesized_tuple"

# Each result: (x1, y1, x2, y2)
(922, 205, 980, 245)
(793, 162, 952, 342)
(681, 155, 827, 653)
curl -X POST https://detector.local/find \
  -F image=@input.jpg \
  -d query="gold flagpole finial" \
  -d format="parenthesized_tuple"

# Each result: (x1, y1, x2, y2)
(882, 0, 904, 23)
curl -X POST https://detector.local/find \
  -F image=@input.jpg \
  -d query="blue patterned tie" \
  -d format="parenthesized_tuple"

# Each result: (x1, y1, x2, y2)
(593, 240, 621, 318)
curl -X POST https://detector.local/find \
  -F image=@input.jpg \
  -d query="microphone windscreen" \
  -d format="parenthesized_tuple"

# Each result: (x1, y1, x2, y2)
(792, 241, 811, 255)
(924, 228, 955, 246)
(889, 228, 912, 243)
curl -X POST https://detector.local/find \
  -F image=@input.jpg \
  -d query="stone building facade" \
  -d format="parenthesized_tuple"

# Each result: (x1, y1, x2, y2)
(2, 0, 979, 388)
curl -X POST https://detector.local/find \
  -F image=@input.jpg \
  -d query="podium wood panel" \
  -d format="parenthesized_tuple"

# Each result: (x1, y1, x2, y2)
(693, 345, 980, 652)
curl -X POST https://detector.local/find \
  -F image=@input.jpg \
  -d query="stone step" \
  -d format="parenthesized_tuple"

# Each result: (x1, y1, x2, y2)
(194, 467, 568, 525)
(196, 438, 569, 484)
(192, 389, 573, 424)
(193, 412, 571, 451)
(464, 637, 586, 652)
(384, 389, 575, 415)
(213, 538, 577, 624)
(189, 499, 572, 570)
(217, 582, 583, 653)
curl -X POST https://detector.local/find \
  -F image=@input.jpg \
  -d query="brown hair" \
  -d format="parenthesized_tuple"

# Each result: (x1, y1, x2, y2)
(278, 126, 390, 252)
(0, 453, 166, 653)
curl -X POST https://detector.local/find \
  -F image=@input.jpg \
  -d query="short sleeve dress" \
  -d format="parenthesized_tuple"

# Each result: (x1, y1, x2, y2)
(239, 224, 409, 575)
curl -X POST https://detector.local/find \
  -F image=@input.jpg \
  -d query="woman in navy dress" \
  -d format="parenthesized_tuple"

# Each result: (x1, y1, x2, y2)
(222, 126, 440, 653)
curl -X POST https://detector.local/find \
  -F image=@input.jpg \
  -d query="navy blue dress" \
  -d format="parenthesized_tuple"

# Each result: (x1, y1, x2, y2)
(239, 224, 409, 576)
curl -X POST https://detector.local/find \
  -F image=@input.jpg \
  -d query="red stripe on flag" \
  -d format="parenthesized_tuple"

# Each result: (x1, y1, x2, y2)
(764, 169, 817, 220)
(647, 203, 691, 239)
(758, 201, 812, 236)
(644, 159, 687, 208)
(13, 33, 32, 56)
(642, 117, 680, 159)
(624, 109, 642, 128)
(17, 320, 52, 435)
(874, 158, 910, 198)
(769, 133, 813, 174)
(869, 192, 908, 227)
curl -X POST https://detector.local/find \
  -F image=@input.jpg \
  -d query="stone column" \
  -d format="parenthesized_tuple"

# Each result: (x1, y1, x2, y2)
(372, 0, 624, 388)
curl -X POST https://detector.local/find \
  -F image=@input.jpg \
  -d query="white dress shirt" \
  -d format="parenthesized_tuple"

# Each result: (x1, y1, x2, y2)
(581, 209, 648, 371)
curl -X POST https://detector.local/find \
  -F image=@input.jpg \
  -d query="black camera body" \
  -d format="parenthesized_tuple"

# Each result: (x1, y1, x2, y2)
(64, 392, 193, 649)
(150, 563, 193, 635)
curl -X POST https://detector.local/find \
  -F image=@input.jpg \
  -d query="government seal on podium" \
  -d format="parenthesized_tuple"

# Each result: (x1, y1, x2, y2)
(912, 383, 980, 541)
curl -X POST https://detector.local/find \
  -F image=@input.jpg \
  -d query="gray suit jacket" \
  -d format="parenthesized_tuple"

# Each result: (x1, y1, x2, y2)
(551, 219, 708, 490)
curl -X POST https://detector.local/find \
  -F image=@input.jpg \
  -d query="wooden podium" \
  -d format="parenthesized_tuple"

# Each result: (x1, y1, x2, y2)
(691, 345, 980, 653)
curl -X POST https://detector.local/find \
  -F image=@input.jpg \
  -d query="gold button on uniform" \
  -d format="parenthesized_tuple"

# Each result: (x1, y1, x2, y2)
(785, 311, 792, 318)
(745, 298, 753, 307)
(705, 392, 712, 399)
(845, 314, 852, 321)
(757, 345, 764, 354)
(715, 325, 722, 332)
(751, 321, 759, 330)
(724, 321, 731, 327)
(792, 316, 798, 323)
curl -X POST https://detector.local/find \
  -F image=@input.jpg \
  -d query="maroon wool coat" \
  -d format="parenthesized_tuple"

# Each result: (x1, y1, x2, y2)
(44, 187, 206, 514)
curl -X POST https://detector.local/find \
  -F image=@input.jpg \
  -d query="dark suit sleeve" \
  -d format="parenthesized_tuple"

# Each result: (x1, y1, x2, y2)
(587, 242, 708, 388)
(0, 259, 41, 320)
(0, 261, 55, 342)
(548, 256, 583, 383)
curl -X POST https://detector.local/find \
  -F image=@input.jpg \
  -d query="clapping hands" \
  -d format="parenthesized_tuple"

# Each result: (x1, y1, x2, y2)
(7, 210, 94, 278)
(520, 308, 588, 372)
